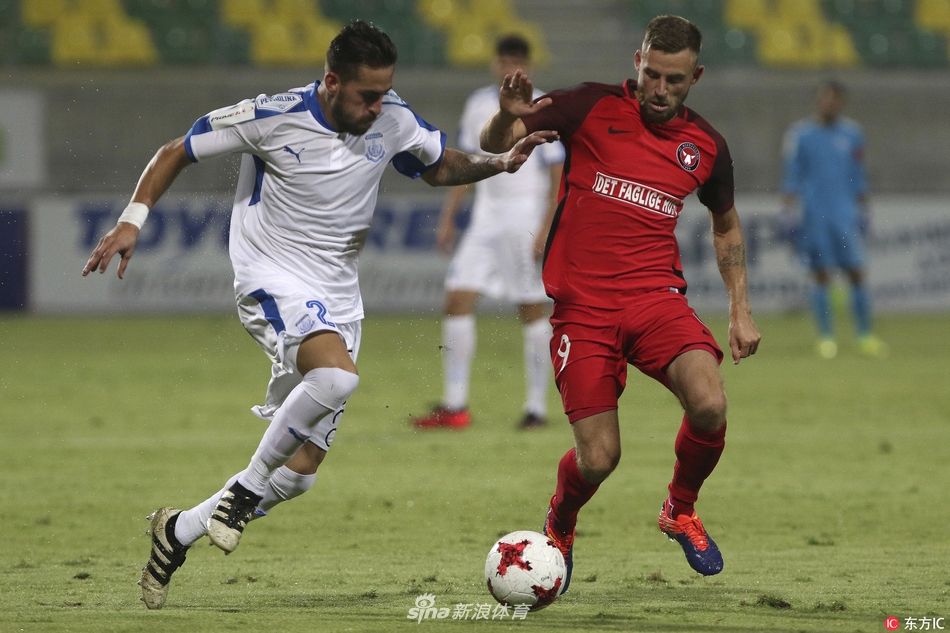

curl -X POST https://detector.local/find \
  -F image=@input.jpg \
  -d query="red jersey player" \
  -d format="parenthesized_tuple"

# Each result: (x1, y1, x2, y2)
(480, 15, 761, 588)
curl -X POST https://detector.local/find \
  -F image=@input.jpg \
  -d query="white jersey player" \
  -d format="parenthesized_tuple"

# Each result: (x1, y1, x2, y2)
(82, 20, 557, 610)
(413, 35, 564, 431)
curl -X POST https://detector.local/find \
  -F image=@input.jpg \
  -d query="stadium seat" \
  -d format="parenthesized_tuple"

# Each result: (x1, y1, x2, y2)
(417, 0, 457, 28)
(724, 0, 771, 31)
(226, 0, 342, 67)
(723, 0, 860, 68)
(916, 0, 950, 31)
(220, 0, 266, 28)
(36, 0, 158, 66)
(419, 0, 548, 67)
(21, 0, 67, 27)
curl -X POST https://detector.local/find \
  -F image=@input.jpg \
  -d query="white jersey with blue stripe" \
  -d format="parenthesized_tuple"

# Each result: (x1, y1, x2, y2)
(184, 82, 446, 322)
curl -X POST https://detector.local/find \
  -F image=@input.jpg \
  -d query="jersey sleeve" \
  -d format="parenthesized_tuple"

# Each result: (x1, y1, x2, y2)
(697, 134, 735, 214)
(387, 95, 447, 179)
(522, 83, 615, 141)
(183, 91, 307, 162)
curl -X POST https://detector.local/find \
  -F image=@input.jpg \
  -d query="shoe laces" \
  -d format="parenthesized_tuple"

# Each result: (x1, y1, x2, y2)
(676, 514, 709, 551)
(544, 514, 574, 556)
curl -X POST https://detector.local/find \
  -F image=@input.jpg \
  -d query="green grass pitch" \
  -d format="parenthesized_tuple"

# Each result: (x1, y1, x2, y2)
(1, 312, 948, 632)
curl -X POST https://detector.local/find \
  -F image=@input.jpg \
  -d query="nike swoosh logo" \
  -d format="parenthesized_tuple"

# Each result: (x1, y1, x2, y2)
(607, 126, 634, 134)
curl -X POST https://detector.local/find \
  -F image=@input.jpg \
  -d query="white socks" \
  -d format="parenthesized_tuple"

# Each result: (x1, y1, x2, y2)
(523, 318, 552, 416)
(442, 314, 550, 415)
(174, 466, 317, 546)
(238, 367, 359, 496)
(442, 315, 476, 410)
(258, 465, 317, 513)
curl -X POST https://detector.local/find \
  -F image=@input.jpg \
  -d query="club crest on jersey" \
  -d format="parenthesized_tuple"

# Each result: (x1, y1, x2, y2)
(676, 142, 701, 172)
(364, 132, 385, 163)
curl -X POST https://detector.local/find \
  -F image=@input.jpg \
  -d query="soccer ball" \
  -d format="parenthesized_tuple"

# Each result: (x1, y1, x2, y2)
(484, 530, 567, 610)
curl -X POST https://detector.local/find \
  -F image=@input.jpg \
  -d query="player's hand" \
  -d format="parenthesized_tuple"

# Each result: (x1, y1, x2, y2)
(499, 130, 559, 173)
(436, 217, 457, 254)
(728, 312, 761, 365)
(499, 69, 552, 118)
(81, 222, 141, 279)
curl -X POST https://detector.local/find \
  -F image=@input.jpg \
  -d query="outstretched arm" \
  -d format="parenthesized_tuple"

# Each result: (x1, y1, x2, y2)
(421, 130, 558, 187)
(82, 136, 191, 278)
(480, 69, 552, 153)
(710, 206, 761, 364)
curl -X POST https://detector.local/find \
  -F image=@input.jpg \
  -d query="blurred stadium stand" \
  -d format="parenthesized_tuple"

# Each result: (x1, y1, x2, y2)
(1, 0, 947, 196)
(2, 0, 947, 68)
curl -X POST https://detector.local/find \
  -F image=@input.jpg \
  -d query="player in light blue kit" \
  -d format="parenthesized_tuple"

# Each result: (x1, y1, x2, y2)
(781, 80, 885, 359)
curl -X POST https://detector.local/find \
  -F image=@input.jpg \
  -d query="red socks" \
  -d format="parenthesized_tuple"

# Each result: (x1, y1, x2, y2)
(550, 448, 600, 529)
(667, 415, 726, 517)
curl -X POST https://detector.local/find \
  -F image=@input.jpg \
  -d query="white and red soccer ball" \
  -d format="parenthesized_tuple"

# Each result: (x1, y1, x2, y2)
(484, 530, 567, 610)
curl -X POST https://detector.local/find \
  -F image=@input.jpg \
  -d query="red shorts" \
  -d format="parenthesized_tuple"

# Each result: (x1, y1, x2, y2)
(549, 292, 723, 422)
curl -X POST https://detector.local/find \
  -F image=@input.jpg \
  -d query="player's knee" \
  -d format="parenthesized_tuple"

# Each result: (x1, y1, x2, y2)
(300, 367, 360, 412)
(577, 445, 620, 484)
(686, 393, 727, 432)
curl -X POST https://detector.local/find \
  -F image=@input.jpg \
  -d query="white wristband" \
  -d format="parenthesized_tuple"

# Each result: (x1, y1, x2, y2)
(117, 202, 150, 229)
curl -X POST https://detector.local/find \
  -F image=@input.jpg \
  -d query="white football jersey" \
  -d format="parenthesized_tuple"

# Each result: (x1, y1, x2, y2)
(456, 85, 564, 231)
(184, 82, 446, 322)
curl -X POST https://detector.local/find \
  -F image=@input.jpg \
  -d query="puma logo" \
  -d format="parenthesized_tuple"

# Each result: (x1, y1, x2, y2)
(282, 145, 306, 163)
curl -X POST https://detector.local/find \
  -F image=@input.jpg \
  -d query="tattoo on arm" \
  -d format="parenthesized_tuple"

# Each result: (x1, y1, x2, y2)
(429, 150, 500, 186)
(717, 243, 746, 269)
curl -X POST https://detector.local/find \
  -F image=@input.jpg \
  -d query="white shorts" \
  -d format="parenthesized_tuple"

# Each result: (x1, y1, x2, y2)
(236, 283, 361, 452)
(445, 225, 548, 304)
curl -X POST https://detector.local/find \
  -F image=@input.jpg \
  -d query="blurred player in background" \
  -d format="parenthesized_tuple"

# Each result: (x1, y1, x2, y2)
(481, 15, 761, 590)
(781, 80, 885, 359)
(412, 35, 564, 431)
(82, 20, 556, 610)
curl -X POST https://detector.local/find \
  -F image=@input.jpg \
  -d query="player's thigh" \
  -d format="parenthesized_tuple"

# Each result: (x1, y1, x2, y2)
(494, 229, 547, 304)
(665, 349, 726, 424)
(799, 224, 834, 272)
(550, 304, 626, 423)
(830, 223, 866, 271)
(625, 293, 723, 399)
(296, 330, 356, 375)
(445, 229, 496, 294)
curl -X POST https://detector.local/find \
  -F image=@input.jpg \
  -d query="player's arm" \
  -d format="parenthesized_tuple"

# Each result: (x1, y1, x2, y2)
(421, 130, 558, 187)
(436, 185, 470, 254)
(81, 136, 191, 279)
(710, 206, 761, 364)
(480, 69, 551, 153)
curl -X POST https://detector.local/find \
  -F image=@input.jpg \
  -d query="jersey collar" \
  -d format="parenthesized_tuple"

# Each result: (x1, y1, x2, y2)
(306, 81, 337, 132)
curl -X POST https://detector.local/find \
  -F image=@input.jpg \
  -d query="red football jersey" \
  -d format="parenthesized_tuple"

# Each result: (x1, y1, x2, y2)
(522, 80, 734, 308)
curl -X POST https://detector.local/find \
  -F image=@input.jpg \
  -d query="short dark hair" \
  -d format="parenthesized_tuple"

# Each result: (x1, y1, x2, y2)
(326, 19, 398, 81)
(819, 79, 847, 97)
(642, 15, 702, 56)
(496, 34, 530, 59)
